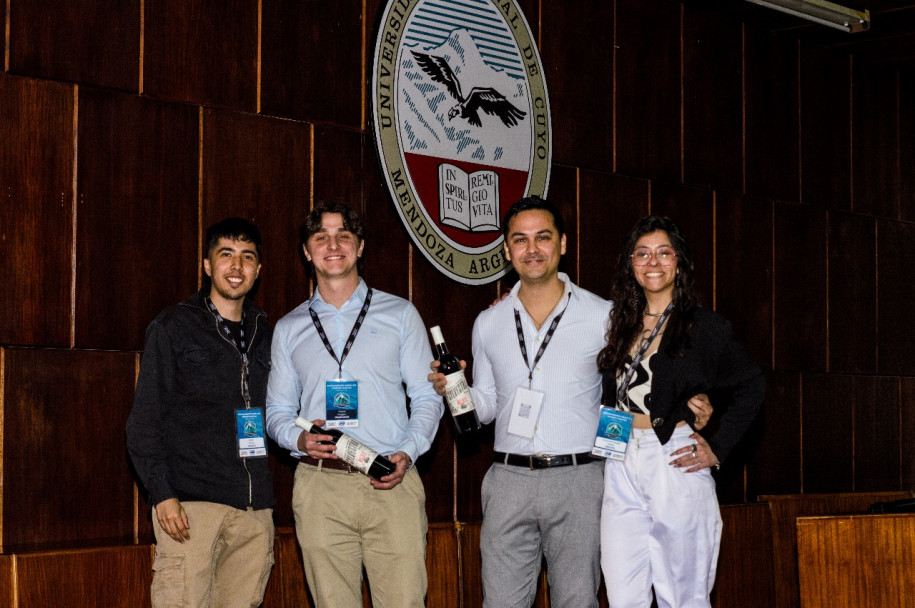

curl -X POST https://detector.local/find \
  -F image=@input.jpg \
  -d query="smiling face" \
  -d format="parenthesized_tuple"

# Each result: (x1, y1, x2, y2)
(303, 212, 364, 283)
(631, 230, 678, 300)
(204, 237, 261, 309)
(503, 209, 567, 286)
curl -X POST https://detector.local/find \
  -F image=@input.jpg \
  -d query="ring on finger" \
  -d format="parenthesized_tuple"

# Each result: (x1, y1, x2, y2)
(691, 443, 698, 454)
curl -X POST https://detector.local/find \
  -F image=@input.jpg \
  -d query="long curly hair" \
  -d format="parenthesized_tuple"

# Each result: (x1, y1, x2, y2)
(597, 216, 698, 379)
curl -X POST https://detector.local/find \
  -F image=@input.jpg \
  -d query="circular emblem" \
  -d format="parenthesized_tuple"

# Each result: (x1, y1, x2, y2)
(372, 0, 552, 284)
(606, 422, 624, 440)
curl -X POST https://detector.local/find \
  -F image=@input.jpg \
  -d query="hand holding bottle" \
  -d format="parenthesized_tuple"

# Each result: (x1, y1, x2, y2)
(296, 418, 338, 459)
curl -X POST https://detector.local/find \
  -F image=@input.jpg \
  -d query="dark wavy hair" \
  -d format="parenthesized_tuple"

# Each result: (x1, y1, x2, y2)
(597, 216, 698, 378)
(299, 201, 366, 245)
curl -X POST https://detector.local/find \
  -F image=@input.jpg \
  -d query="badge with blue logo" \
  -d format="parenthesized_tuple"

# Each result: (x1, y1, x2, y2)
(592, 407, 633, 461)
(235, 409, 267, 458)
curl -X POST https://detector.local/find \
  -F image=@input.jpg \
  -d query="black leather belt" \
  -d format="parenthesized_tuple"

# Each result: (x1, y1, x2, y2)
(300, 455, 356, 473)
(494, 451, 596, 469)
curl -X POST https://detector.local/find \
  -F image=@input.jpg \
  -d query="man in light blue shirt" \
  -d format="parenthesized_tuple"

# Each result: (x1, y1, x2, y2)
(266, 201, 442, 608)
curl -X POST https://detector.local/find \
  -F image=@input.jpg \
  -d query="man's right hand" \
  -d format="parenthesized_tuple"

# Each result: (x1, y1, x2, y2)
(296, 419, 338, 459)
(155, 498, 190, 543)
(427, 360, 466, 395)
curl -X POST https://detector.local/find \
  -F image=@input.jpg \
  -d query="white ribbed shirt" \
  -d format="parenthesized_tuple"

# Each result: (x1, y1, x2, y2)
(470, 273, 612, 455)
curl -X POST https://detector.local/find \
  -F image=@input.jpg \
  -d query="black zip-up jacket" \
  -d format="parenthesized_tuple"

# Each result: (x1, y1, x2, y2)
(127, 290, 275, 510)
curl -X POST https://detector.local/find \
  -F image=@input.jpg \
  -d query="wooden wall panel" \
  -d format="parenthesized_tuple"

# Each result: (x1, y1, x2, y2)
(15, 546, 152, 607)
(876, 219, 915, 376)
(746, 372, 802, 498)
(900, 71, 915, 222)
(615, 0, 682, 182)
(851, 62, 899, 219)
(546, 164, 580, 285)
(802, 374, 854, 493)
(827, 211, 876, 374)
(853, 377, 901, 492)
(712, 503, 774, 608)
(773, 203, 827, 371)
(263, 529, 313, 608)
(143, 0, 258, 110)
(799, 44, 851, 210)
(903, 378, 915, 489)
(650, 182, 715, 307)
(459, 522, 483, 608)
(7, 0, 140, 90)
(540, 1, 613, 171)
(578, 170, 650, 299)
(0, 75, 74, 347)
(427, 523, 460, 608)
(682, 7, 743, 194)
(261, 0, 363, 126)
(2, 348, 137, 550)
(202, 107, 312, 325)
(797, 514, 915, 608)
(716, 192, 772, 370)
(744, 29, 799, 203)
(761, 492, 913, 608)
(0, 555, 12, 607)
(74, 89, 199, 351)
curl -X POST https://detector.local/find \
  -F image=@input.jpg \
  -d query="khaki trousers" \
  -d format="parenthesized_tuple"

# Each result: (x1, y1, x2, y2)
(292, 462, 428, 608)
(151, 501, 275, 608)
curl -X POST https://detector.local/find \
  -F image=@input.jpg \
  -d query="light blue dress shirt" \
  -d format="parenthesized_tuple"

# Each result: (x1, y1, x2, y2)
(266, 279, 443, 462)
(470, 273, 612, 455)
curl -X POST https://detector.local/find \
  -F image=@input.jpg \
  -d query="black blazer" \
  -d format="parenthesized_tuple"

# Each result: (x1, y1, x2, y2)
(602, 307, 765, 464)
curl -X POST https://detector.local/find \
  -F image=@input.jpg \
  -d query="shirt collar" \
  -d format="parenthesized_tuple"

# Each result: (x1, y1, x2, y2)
(310, 278, 368, 312)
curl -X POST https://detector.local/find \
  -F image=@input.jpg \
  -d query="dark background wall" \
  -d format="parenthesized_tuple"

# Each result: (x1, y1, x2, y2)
(1, 1, 913, 606)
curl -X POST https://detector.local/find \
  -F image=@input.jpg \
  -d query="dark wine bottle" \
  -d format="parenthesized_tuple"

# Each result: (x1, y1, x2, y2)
(430, 326, 481, 434)
(294, 417, 396, 480)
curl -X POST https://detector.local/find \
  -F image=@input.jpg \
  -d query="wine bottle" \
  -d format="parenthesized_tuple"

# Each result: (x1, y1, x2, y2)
(430, 325, 481, 434)
(294, 417, 396, 481)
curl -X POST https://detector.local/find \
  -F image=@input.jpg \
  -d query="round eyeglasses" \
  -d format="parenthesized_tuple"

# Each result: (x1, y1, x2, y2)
(630, 249, 677, 266)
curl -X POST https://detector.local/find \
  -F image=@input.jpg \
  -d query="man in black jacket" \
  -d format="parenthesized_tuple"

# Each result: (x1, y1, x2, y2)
(127, 218, 275, 608)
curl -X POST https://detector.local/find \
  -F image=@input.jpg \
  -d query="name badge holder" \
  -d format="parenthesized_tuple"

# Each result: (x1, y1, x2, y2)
(591, 301, 674, 459)
(310, 289, 372, 429)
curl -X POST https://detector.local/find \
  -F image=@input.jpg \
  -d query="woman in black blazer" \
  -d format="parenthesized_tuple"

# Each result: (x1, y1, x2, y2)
(596, 216, 764, 608)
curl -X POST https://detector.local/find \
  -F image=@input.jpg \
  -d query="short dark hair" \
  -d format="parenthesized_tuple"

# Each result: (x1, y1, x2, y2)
(299, 201, 366, 246)
(501, 195, 565, 240)
(205, 217, 262, 261)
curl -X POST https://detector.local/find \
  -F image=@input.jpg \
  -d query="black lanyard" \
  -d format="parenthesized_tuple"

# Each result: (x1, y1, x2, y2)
(514, 293, 570, 387)
(309, 288, 373, 377)
(206, 297, 252, 409)
(615, 301, 675, 407)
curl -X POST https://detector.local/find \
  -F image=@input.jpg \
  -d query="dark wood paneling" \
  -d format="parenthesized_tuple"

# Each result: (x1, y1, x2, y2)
(682, 6, 743, 193)
(15, 546, 152, 607)
(772, 203, 827, 372)
(459, 521, 483, 608)
(2, 348, 138, 549)
(540, 1, 612, 171)
(202, 107, 312, 325)
(578, 170, 650, 299)
(797, 514, 915, 608)
(8, 0, 140, 90)
(903, 378, 915, 489)
(746, 372, 802, 498)
(854, 376, 901, 492)
(261, 0, 363, 126)
(315, 125, 363, 217)
(263, 529, 313, 608)
(827, 211, 876, 374)
(143, 0, 258, 110)
(876, 219, 915, 376)
(900, 71, 915, 222)
(712, 503, 774, 608)
(0, 75, 74, 347)
(546, 163, 579, 285)
(799, 43, 851, 210)
(75, 88, 199, 351)
(802, 374, 854, 493)
(615, 0, 682, 182)
(761, 492, 913, 608)
(427, 523, 460, 608)
(744, 28, 800, 203)
(851, 62, 899, 219)
(0, 555, 12, 606)
(649, 181, 715, 307)
(716, 192, 772, 370)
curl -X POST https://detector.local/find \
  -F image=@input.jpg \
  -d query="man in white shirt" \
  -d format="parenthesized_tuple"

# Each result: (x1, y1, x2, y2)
(265, 201, 442, 608)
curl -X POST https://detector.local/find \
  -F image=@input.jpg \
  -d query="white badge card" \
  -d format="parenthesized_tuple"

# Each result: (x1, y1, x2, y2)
(236, 409, 268, 458)
(592, 407, 633, 461)
(325, 379, 359, 428)
(506, 386, 544, 438)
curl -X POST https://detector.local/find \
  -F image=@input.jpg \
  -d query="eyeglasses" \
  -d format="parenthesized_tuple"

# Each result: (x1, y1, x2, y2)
(630, 249, 677, 266)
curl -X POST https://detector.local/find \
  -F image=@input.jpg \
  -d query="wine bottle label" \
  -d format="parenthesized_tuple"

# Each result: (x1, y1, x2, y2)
(335, 434, 379, 475)
(443, 370, 476, 416)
